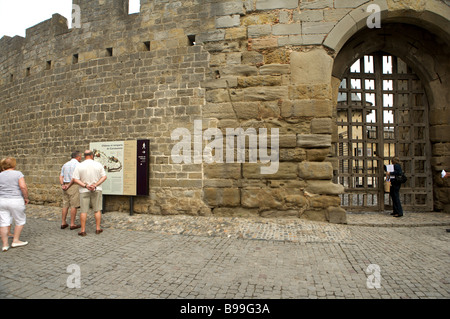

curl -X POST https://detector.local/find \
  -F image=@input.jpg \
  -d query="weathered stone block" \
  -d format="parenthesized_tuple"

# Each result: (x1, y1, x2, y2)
(279, 134, 298, 148)
(306, 180, 345, 195)
(248, 37, 278, 50)
(311, 118, 333, 134)
(237, 76, 282, 88)
(272, 23, 302, 36)
(204, 163, 241, 179)
(256, 0, 299, 10)
(301, 209, 327, 222)
(259, 64, 290, 75)
(243, 86, 289, 101)
(293, 10, 324, 22)
(242, 12, 278, 26)
(279, 148, 307, 162)
(216, 15, 241, 28)
(211, 1, 245, 16)
(326, 206, 347, 224)
(241, 188, 277, 208)
(431, 156, 450, 171)
(242, 51, 264, 64)
(233, 102, 260, 119)
(309, 195, 341, 208)
(264, 48, 291, 64)
(306, 148, 331, 161)
(225, 27, 247, 40)
(430, 125, 450, 143)
(248, 25, 272, 38)
(289, 84, 332, 100)
(299, 161, 333, 180)
(242, 187, 307, 209)
(279, 11, 290, 24)
(243, 162, 298, 179)
(290, 49, 333, 85)
(259, 101, 280, 118)
(196, 30, 226, 43)
(204, 188, 240, 206)
(302, 21, 335, 34)
(203, 77, 238, 89)
(277, 35, 303, 46)
(302, 34, 326, 45)
(222, 65, 259, 76)
(204, 102, 235, 119)
(335, 0, 372, 8)
(297, 134, 332, 148)
(432, 143, 450, 157)
(430, 108, 450, 126)
(206, 89, 240, 103)
(300, 0, 333, 9)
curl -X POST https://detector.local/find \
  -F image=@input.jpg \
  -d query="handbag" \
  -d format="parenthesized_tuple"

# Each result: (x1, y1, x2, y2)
(384, 179, 391, 192)
(398, 173, 407, 184)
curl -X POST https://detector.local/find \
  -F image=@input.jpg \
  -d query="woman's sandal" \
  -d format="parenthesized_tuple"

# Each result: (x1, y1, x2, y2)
(11, 241, 28, 248)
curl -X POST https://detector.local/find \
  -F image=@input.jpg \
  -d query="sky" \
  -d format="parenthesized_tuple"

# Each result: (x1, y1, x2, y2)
(0, 0, 141, 39)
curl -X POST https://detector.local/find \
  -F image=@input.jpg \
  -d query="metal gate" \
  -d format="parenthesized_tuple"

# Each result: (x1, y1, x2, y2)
(335, 52, 433, 212)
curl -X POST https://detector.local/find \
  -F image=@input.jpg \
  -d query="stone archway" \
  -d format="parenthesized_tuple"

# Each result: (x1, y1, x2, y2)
(331, 22, 450, 212)
(324, 0, 450, 54)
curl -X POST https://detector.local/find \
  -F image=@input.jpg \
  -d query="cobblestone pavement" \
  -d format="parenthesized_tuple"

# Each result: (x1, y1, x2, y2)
(1, 205, 449, 301)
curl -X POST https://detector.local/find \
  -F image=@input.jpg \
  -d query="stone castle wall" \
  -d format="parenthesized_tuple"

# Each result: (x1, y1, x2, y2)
(1, 0, 449, 221)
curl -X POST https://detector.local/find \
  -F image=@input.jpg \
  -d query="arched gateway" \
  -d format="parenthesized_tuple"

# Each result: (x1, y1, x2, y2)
(331, 17, 450, 212)
(335, 51, 432, 212)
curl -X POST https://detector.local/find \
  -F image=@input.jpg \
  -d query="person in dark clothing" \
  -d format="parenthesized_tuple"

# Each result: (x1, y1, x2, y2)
(386, 157, 403, 217)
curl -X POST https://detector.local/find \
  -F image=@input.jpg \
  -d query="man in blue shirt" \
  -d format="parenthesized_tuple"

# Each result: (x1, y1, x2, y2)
(59, 151, 82, 230)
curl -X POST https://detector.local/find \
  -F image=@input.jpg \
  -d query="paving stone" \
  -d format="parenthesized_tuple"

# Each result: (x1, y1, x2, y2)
(0, 204, 448, 302)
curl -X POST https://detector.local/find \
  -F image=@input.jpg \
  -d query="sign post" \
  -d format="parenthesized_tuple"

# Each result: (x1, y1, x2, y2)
(90, 139, 150, 215)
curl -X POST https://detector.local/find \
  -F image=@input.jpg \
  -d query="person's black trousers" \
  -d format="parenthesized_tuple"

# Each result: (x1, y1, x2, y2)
(390, 182, 403, 216)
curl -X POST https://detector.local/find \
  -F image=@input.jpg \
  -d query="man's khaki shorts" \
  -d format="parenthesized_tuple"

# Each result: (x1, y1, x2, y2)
(79, 191, 103, 213)
(62, 185, 80, 208)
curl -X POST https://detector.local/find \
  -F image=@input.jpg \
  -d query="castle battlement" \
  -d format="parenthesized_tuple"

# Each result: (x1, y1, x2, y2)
(0, 0, 212, 86)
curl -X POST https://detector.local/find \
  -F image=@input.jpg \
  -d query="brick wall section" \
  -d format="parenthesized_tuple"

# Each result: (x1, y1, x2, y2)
(1, 0, 449, 220)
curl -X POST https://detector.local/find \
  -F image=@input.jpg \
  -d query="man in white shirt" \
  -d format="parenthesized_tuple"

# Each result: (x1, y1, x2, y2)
(72, 150, 107, 236)
(59, 151, 82, 230)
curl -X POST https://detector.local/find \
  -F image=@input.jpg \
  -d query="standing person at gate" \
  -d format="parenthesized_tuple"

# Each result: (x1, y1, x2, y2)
(72, 150, 107, 236)
(386, 157, 404, 217)
(59, 151, 82, 230)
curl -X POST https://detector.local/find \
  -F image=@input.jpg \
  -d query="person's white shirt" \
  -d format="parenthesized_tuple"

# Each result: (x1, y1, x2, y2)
(72, 159, 106, 193)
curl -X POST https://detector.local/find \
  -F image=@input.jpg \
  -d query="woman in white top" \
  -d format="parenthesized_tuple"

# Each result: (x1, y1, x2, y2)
(0, 157, 29, 251)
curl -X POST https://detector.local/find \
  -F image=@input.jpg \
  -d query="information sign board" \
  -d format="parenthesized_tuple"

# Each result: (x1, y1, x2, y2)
(89, 139, 149, 196)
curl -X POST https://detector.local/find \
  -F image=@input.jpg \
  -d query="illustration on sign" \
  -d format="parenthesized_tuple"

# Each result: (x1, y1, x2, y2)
(93, 149, 123, 172)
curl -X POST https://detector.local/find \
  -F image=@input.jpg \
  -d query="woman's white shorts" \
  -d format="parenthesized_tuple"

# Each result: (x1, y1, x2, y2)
(0, 198, 26, 227)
